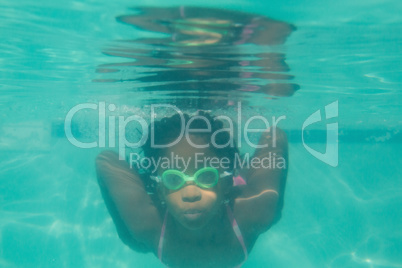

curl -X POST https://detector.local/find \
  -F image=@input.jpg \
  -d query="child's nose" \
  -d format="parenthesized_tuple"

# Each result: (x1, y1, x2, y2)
(181, 183, 202, 202)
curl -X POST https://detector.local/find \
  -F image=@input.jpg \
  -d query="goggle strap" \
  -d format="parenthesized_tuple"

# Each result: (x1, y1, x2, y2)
(220, 171, 232, 178)
(150, 175, 161, 183)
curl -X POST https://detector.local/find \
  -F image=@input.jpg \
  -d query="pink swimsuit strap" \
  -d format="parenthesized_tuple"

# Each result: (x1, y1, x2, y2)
(226, 203, 249, 267)
(158, 210, 169, 261)
(158, 204, 248, 267)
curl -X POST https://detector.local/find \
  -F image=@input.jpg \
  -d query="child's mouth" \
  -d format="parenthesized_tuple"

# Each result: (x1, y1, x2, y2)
(183, 209, 203, 220)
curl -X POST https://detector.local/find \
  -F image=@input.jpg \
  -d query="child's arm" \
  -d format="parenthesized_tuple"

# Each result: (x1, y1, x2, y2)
(233, 128, 288, 238)
(96, 151, 161, 253)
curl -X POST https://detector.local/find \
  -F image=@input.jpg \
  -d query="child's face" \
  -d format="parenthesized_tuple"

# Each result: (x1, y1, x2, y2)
(157, 135, 224, 230)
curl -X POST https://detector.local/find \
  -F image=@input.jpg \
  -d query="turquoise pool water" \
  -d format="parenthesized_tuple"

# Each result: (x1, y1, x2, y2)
(1, 0, 401, 267)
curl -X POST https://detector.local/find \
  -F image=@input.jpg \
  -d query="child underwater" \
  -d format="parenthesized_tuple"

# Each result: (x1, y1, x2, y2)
(96, 111, 288, 267)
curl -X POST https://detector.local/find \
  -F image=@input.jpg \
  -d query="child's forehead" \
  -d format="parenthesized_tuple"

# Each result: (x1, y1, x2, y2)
(156, 145, 223, 174)
(154, 135, 227, 174)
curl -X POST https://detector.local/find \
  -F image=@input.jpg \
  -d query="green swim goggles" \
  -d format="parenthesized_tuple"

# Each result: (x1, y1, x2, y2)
(151, 167, 232, 190)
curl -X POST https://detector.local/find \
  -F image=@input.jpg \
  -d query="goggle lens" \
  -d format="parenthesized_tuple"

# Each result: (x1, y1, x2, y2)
(161, 168, 220, 190)
(196, 170, 217, 186)
(163, 173, 184, 189)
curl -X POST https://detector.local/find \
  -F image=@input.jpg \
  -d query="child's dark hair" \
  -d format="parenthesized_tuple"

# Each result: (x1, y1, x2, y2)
(142, 111, 239, 173)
